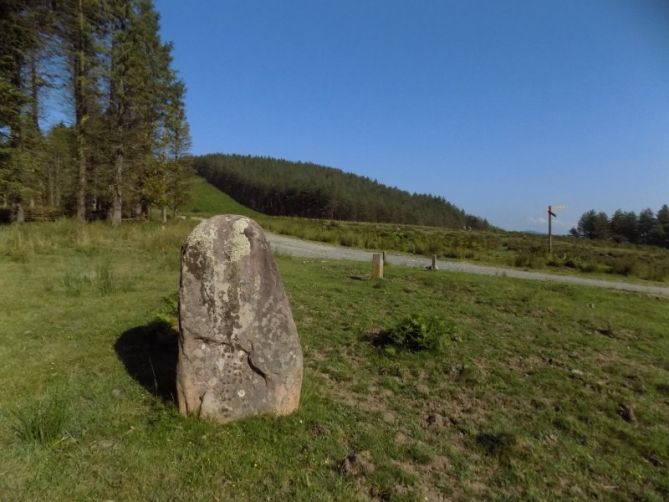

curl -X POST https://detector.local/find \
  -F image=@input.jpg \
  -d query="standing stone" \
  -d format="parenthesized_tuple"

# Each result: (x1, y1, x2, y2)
(177, 215, 303, 423)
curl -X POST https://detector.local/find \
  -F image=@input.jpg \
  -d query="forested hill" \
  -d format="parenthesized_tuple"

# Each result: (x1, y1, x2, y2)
(195, 154, 491, 229)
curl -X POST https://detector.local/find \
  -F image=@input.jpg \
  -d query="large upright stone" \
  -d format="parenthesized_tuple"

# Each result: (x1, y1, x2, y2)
(177, 215, 303, 423)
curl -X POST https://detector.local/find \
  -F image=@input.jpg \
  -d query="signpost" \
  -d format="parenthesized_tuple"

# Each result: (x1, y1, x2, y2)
(547, 204, 564, 253)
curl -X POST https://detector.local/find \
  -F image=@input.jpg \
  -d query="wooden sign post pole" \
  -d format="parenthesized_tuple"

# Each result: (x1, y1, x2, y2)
(548, 205, 553, 254)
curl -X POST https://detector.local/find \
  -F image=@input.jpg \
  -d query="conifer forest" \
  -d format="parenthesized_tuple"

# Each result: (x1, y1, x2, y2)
(0, 0, 191, 225)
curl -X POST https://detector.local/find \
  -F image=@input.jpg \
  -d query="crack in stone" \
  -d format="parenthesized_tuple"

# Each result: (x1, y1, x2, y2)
(242, 343, 269, 385)
(196, 390, 206, 418)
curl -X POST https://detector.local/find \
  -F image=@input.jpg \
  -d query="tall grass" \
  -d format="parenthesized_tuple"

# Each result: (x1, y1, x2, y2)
(12, 391, 70, 445)
(0, 218, 193, 262)
(260, 216, 669, 282)
(95, 261, 117, 295)
(2, 208, 668, 283)
(62, 269, 91, 296)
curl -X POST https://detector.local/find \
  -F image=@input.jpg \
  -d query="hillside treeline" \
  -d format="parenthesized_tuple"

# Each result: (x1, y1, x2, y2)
(0, 0, 191, 225)
(572, 206, 669, 248)
(195, 154, 491, 229)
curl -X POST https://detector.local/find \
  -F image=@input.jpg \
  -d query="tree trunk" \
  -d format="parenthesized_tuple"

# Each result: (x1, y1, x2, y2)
(77, 146, 86, 220)
(54, 157, 61, 208)
(9, 53, 23, 150)
(75, 0, 87, 221)
(162, 206, 167, 223)
(30, 55, 40, 133)
(48, 154, 58, 207)
(111, 150, 123, 226)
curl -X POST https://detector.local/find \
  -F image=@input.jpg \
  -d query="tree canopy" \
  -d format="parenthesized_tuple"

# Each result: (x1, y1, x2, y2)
(195, 154, 492, 230)
(0, 0, 191, 223)
(572, 205, 669, 248)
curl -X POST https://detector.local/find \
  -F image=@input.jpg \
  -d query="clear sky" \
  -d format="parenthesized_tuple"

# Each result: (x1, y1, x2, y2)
(155, 0, 669, 232)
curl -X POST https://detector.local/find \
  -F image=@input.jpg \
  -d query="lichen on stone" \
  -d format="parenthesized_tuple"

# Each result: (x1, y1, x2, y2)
(177, 215, 303, 423)
(229, 218, 251, 262)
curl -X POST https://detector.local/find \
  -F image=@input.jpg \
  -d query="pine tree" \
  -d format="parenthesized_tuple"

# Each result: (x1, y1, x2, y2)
(610, 209, 638, 243)
(161, 78, 192, 219)
(1, 0, 190, 222)
(657, 205, 669, 247)
(0, 0, 41, 217)
(637, 208, 656, 245)
(59, 0, 105, 220)
(104, 0, 187, 224)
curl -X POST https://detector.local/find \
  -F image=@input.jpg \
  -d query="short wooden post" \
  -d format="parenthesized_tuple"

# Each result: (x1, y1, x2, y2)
(431, 255, 438, 270)
(382, 251, 387, 265)
(371, 253, 384, 279)
(15, 203, 24, 224)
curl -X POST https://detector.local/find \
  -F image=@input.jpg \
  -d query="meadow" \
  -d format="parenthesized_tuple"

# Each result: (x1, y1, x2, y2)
(185, 177, 669, 284)
(1, 219, 668, 500)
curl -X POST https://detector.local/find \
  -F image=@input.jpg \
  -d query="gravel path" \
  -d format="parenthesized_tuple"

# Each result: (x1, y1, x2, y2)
(266, 231, 669, 298)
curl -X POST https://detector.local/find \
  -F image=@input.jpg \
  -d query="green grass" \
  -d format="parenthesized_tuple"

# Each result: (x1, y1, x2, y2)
(182, 176, 262, 218)
(260, 217, 669, 283)
(183, 176, 669, 283)
(1, 220, 668, 500)
(11, 389, 70, 445)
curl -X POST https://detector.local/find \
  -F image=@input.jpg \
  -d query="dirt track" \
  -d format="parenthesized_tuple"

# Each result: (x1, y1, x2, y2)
(266, 231, 669, 298)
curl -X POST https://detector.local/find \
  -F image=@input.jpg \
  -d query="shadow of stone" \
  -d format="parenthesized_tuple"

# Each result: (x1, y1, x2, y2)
(115, 320, 178, 404)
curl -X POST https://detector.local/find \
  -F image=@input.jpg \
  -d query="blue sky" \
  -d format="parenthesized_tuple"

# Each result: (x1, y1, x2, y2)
(155, 0, 669, 232)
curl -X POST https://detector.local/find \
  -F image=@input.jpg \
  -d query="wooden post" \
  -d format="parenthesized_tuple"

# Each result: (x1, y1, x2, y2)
(15, 203, 24, 224)
(371, 253, 384, 279)
(546, 204, 563, 253)
(382, 251, 387, 265)
(431, 255, 438, 270)
(548, 205, 553, 254)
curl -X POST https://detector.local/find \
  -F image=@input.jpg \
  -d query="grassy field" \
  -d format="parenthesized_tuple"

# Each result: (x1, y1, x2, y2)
(183, 176, 669, 284)
(183, 176, 262, 218)
(1, 220, 668, 500)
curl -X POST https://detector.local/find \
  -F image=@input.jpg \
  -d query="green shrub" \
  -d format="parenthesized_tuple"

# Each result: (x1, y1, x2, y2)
(578, 261, 607, 274)
(380, 314, 454, 353)
(608, 257, 637, 276)
(514, 247, 546, 269)
(638, 261, 669, 282)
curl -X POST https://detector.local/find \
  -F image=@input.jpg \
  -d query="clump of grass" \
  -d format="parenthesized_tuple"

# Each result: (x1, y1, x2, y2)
(374, 314, 454, 353)
(1, 228, 35, 262)
(155, 293, 179, 329)
(95, 261, 116, 295)
(12, 392, 70, 445)
(404, 443, 434, 465)
(60, 261, 127, 296)
(62, 270, 91, 296)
